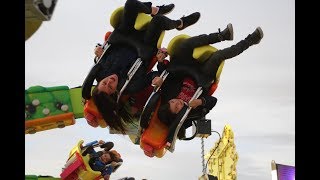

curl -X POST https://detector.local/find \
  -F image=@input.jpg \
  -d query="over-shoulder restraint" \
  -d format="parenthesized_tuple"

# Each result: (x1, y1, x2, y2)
(82, 64, 101, 100)
(107, 30, 154, 63)
(167, 34, 224, 94)
(139, 91, 160, 129)
(166, 65, 209, 88)
(82, 6, 166, 128)
(139, 34, 225, 157)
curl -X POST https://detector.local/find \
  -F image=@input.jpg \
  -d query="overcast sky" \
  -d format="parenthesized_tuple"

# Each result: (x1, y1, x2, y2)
(25, 0, 295, 179)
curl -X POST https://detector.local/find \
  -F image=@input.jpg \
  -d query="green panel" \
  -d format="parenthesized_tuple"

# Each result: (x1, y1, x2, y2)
(46, 86, 69, 92)
(26, 85, 69, 93)
(69, 87, 84, 118)
(38, 176, 61, 180)
(25, 86, 74, 121)
(25, 175, 61, 180)
(25, 175, 38, 180)
(26, 86, 46, 93)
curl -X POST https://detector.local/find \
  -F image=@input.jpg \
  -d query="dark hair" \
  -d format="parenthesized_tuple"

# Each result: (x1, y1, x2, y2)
(157, 102, 177, 126)
(109, 150, 121, 162)
(103, 151, 116, 164)
(92, 86, 133, 134)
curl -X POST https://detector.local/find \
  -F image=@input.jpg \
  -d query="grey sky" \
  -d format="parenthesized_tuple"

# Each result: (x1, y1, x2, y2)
(25, 0, 295, 179)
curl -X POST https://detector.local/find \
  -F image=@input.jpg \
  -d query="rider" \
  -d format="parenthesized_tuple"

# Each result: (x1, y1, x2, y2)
(83, 0, 200, 133)
(153, 24, 264, 144)
(89, 151, 120, 180)
(81, 140, 114, 156)
(82, 140, 123, 180)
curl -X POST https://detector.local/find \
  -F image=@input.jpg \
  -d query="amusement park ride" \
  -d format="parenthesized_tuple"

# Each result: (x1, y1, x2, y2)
(25, 2, 239, 180)
(25, 0, 58, 41)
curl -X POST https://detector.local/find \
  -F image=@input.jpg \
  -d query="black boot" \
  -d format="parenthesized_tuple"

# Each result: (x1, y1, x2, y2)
(82, 146, 94, 156)
(218, 23, 233, 41)
(176, 12, 201, 31)
(156, 4, 175, 16)
(100, 141, 114, 151)
(246, 27, 264, 45)
(207, 23, 233, 44)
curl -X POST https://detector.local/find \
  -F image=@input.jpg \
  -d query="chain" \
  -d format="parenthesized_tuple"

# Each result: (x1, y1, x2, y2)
(201, 137, 206, 174)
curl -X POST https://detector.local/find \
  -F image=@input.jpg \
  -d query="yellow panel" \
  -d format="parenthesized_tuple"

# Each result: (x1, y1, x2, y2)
(215, 61, 225, 82)
(167, 34, 224, 83)
(167, 34, 190, 56)
(110, 7, 124, 28)
(167, 34, 218, 62)
(110, 6, 152, 31)
(193, 46, 217, 63)
(109, 7, 165, 49)
(157, 31, 165, 49)
(134, 13, 152, 30)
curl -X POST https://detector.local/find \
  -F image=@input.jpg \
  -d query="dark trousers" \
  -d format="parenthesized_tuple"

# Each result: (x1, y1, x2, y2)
(117, 0, 152, 34)
(144, 15, 181, 48)
(172, 32, 254, 82)
(118, 0, 181, 49)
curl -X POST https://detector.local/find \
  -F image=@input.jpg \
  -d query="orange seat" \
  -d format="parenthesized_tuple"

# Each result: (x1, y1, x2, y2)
(140, 100, 168, 158)
(139, 34, 225, 157)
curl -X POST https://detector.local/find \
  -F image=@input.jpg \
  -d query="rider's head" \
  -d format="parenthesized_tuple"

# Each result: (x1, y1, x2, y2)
(156, 47, 168, 62)
(167, 98, 185, 114)
(101, 151, 117, 164)
(158, 98, 184, 125)
(96, 74, 119, 95)
(100, 152, 112, 164)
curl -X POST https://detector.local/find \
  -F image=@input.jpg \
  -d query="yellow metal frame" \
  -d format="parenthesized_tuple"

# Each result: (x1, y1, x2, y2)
(205, 125, 239, 180)
(67, 140, 102, 180)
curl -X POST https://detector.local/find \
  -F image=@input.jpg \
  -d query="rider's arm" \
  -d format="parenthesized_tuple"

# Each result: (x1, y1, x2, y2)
(200, 95, 217, 112)
(94, 44, 103, 64)
(125, 71, 159, 94)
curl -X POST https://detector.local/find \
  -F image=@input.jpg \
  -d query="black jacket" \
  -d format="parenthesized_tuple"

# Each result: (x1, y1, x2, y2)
(160, 73, 217, 129)
(82, 29, 167, 99)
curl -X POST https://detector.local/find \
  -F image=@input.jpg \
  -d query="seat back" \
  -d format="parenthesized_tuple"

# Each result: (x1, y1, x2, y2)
(110, 6, 165, 49)
(60, 140, 102, 180)
(83, 98, 107, 128)
(140, 34, 225, 156)
(83, 6, 166, 129)
(140, 99, 168, 158)
(168, 34, 224, 94)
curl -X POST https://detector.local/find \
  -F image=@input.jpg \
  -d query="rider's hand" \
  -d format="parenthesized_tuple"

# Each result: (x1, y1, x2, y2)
(111, 161, 118, 167)
(152, 76, 163, 87)
(189, 99, 203, 109)
(94, 46, 103, 57)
